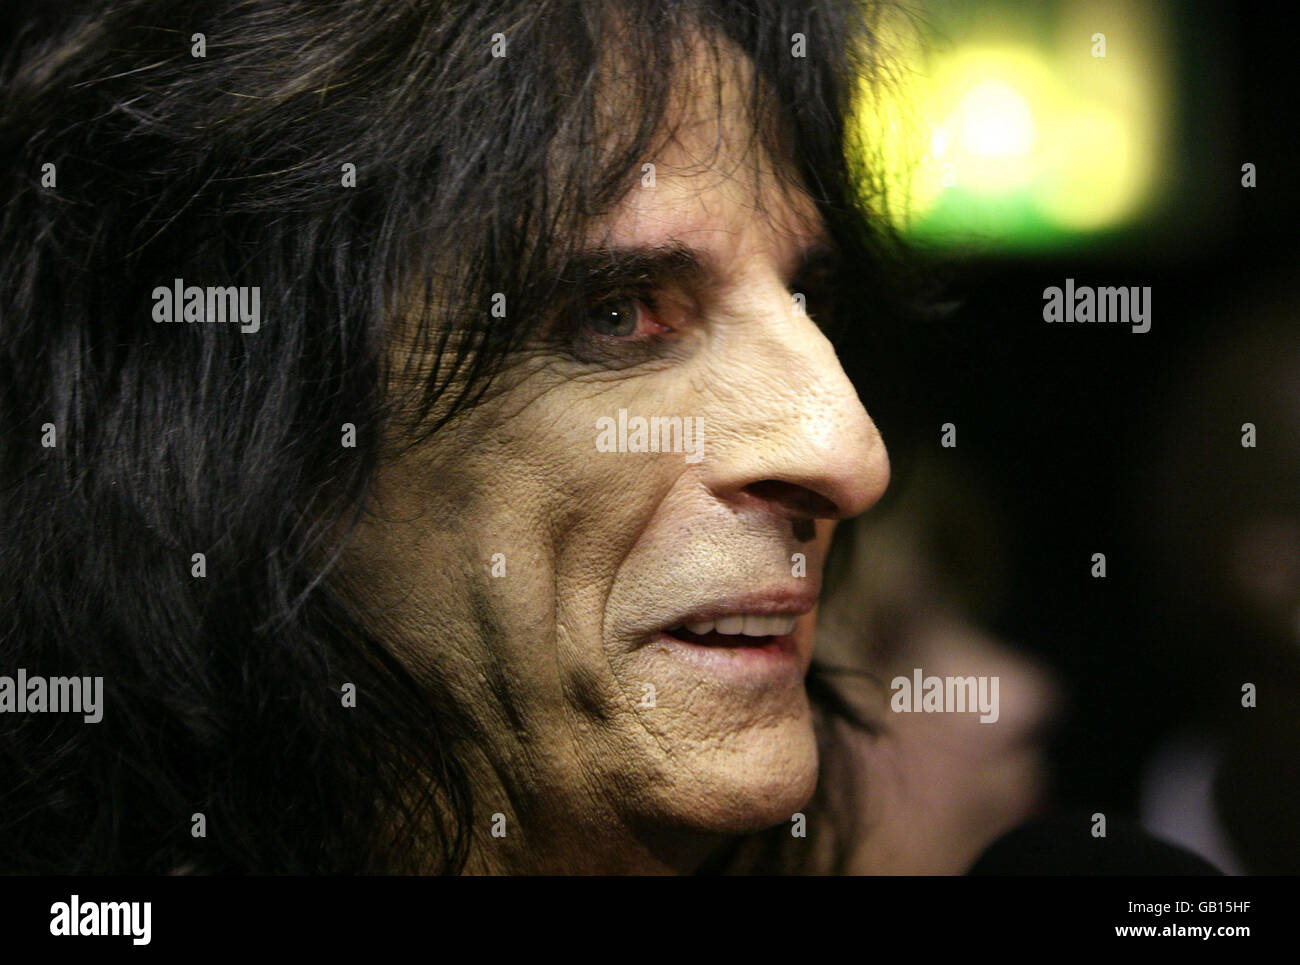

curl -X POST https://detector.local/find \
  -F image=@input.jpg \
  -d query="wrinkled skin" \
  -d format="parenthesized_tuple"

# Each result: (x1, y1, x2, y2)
(339, 49, 890, 873)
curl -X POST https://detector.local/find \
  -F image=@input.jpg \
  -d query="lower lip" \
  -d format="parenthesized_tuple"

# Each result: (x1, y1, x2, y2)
(648, 629, 805, 681)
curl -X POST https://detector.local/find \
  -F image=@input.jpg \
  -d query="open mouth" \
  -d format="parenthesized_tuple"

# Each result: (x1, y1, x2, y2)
(661, 614, 799, 648)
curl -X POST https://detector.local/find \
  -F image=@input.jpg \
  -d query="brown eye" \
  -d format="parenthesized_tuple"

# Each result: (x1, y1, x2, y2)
(586, 296, 643, 337)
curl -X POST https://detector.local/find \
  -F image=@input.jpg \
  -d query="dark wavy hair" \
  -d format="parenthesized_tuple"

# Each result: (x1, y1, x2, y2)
(0, 0, 918, 873)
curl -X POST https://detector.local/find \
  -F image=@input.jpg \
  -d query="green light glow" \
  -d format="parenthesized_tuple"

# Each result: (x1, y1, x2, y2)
(856, 1, 1173, 250)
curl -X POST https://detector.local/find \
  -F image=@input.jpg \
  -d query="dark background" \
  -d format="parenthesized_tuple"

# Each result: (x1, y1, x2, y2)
(870, 0, 1299, 830)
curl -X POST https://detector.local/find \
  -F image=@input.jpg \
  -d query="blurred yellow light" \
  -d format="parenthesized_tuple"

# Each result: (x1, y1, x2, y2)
(856, 1, 1170, 245)
(1039, 106, 1143, 230)
(955, 78, 1036, 159)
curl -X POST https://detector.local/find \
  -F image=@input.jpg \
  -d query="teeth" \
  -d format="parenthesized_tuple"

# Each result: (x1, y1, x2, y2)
(739, 614, 798, 636)
(680, 615, 798, 637)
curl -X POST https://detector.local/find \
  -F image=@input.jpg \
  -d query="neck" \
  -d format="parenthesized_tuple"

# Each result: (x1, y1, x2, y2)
(455, 802, 733, 874)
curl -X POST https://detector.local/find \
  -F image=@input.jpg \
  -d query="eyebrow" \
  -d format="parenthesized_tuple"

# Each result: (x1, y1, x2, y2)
(556, 238, 842, 293)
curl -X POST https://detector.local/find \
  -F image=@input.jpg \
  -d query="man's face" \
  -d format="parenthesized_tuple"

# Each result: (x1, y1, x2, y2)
(341, 55, 889, 871)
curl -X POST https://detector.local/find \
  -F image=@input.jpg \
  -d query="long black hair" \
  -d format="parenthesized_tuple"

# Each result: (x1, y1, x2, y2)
(0, 0, 917, 873)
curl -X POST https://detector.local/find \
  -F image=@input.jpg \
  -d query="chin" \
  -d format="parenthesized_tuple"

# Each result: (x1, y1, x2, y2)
(671, 696, 821, 835)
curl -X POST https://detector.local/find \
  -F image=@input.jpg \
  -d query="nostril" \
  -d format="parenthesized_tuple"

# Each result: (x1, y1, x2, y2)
(743, 479, 840, 520)
(791, 517, 816, 542)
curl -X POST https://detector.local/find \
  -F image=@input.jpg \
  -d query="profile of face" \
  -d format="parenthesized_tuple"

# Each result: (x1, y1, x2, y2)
(340, 47, 890, 872)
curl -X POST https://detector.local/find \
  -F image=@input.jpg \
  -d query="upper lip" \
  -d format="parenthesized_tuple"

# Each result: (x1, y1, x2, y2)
(656, 589, 818, 633)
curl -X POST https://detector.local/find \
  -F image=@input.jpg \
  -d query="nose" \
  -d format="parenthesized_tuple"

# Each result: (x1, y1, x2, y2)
(699, 281, 890, 526)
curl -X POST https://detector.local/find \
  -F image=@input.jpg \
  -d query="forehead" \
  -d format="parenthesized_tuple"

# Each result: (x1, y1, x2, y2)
(584, 33, 829, 271)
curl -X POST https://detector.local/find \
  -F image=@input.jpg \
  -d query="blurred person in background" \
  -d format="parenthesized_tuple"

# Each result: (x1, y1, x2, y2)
(1132, 276, 1300, 875)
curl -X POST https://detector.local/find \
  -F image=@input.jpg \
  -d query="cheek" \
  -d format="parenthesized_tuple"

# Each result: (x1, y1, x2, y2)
(505, 372, 696, 541)
(352, 375, 695, 651)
